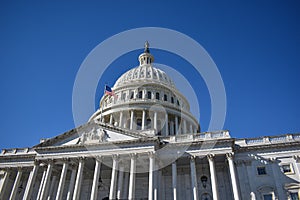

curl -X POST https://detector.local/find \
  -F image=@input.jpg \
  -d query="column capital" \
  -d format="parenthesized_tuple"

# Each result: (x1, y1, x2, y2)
(76, 156, 86, 163)
(34, 159, 41, 165)
(5, 167, 13, 173)
(17, 167, 23, 172)
(226, 153, 234, 160)
(148, 151, 156, 158)
(46, 158, 54, 165)
(112, 154, 119, 161)
(62, 157, 70, 162)
(189, 155, 197, 162)
(130, 153, 138, 159)
(207, 154, 215, 161)
(95, 155, 103, 162)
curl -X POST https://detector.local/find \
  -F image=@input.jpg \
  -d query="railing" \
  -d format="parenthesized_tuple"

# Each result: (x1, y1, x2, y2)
(244, 133, 300, 145)
(1, 148, 31, 155)
(163, 130, 231, 143)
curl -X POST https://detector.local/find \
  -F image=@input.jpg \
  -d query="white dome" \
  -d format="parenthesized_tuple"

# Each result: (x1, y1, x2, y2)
(114, 64, 176, 89)
(89, 42, 200, 135)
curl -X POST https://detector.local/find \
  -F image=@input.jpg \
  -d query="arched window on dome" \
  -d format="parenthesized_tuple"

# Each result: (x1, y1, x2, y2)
(136, 118, 142, 130)
(130, 91, 134, 99)
(121, 93, 126, 101)
(171, 97, 174, 104)
(164, 94, 168, 101)
(147, 70, 151, 78)
(138, 91, 142, 99)
(156, 92, 160, 100)
(147, 91, 152, 99)
(177, 99, 180, 106)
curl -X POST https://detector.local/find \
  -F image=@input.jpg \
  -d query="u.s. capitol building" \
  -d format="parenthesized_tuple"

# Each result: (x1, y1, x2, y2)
(0, 43, 299, 200)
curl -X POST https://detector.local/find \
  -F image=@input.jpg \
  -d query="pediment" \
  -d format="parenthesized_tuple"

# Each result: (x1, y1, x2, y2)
(35, 122, 152, 148)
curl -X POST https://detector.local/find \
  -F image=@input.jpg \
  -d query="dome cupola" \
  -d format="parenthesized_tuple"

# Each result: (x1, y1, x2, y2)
(138, 41, 154, 65)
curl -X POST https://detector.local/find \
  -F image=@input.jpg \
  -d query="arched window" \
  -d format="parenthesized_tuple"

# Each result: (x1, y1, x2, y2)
(156, 92, 160, 100)
(122, 93, 126, 100)
(164, 94, 168, 101)
(177, 99, 180, 106)
(171, 97, 174, 104)
(147, 91, 152, 99)
(138, 91, 143, 99)
(130, 92, 134, 99)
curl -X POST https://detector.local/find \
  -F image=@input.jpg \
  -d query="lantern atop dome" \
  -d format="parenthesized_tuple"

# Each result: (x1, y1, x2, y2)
(139, 41, 154, 65)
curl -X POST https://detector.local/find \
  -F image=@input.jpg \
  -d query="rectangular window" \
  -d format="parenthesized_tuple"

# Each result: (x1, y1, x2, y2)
(257, 166, 267, 175)
(263, 194, 273, 200)
(281, 164, 293, 174)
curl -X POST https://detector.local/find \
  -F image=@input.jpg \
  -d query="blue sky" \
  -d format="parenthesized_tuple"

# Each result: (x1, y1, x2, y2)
(0, 1, 299, 149)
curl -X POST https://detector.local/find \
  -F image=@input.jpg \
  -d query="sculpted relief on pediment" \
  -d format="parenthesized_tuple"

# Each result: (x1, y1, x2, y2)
(80, 127, 109, 144)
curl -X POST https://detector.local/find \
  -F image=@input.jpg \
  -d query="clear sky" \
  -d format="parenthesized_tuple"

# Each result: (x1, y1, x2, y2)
(0, 1, 299, 149)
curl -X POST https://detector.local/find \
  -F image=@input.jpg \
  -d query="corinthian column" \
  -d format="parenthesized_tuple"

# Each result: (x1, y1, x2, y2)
(0, 169, 11, 199)
(190, 156, 198, 200)
(56, 161, 69, 200)
(119, 111, 123, 128)
(165, 113, 169, 136)
(226, 153, 240, 200)
(9, 168, 23, 200)
(66, 168, 77, 200)
(40, 161, 53, 200)
(148, 152, 155, 200)
(142, 110, 146, 130)
(109, 155, 119, 200)
(154, 112, 157, 130)
(37, 167, 47, 200)
(90, 157, 102, 200)
(175, 116, 179, 135)
(130, 110, 134, 130)
(117, 164, 124, 199)
(207, 154, 219, 200)
(128, 153, 137, 200)
(73, 157, 85, 200)
(23, 161, 39, 200)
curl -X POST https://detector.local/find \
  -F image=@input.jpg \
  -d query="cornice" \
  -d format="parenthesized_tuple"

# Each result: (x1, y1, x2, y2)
(34, 121, 145, 148)
(235, 140, 300, 152)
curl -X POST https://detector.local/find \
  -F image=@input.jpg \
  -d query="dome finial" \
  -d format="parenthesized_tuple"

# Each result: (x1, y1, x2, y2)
(144, 41, 150, 53)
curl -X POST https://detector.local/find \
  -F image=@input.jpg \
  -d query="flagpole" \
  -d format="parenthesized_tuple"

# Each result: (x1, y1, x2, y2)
(99, 84, 106, 123)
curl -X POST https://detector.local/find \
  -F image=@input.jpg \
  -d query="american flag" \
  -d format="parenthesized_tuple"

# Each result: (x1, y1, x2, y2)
(105, 85, 117, 98)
